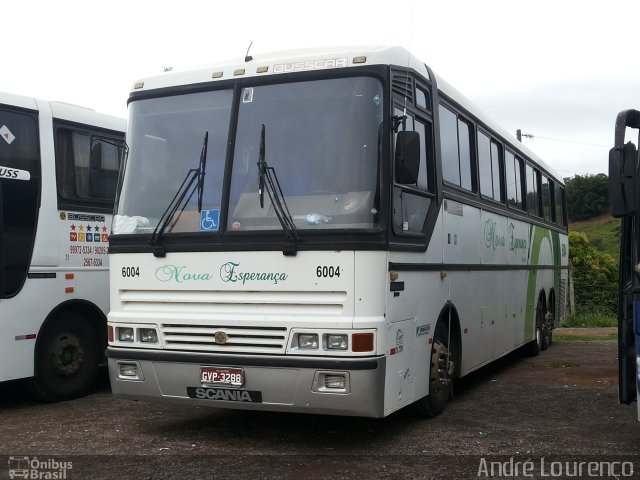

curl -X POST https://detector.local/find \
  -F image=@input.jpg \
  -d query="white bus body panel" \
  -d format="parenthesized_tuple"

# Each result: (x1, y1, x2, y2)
(0, 93, 123, 384)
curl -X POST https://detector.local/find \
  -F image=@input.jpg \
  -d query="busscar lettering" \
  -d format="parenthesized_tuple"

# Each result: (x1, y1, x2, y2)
(273, 58, 348, 74)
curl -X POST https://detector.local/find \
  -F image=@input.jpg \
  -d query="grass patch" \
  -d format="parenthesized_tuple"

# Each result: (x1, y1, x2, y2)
(561, 313, 617, 328)
(554, 334, 617, 342)
(570, 214, 620, 258)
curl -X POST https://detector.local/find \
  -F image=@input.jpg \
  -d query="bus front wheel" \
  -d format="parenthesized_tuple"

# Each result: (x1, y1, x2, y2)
(29, 312, 100, 402)
(414, 320, 456, 417)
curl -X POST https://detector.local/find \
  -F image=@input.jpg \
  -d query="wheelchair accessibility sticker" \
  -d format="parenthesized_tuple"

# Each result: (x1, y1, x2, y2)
(200, 209, 220, 232)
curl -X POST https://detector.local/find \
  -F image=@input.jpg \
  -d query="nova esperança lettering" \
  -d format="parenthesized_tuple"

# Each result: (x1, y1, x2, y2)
(219, 261, 288, 285)
(155, 264, 212, 283)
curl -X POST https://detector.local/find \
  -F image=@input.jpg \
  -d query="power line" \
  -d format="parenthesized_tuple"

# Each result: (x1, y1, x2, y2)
(519, 132, 608, 149)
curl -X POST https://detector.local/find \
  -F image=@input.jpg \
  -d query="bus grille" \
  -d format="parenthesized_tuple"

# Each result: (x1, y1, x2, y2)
(160, 324, 288, 353)
(118, 290, 347, 315)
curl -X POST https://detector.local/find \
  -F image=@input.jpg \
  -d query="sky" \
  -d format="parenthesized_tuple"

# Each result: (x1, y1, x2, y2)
(3, 0, 639, 179)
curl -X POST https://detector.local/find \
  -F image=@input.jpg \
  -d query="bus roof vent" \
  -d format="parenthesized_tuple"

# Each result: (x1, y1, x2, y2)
(392, 74, 414, 103)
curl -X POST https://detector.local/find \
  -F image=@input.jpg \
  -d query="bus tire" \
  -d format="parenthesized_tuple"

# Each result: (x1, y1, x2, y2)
(29, 312, 100, 402)
(414, 320, 456, 417)
(526, 301, 544, 357)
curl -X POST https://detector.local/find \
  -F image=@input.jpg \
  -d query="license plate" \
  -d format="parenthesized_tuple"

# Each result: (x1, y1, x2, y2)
(200, 366, 244, 387)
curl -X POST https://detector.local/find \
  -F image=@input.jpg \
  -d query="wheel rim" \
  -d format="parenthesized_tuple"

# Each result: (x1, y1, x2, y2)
(431, 339, 454, 393)
(49, 334, 84, 377)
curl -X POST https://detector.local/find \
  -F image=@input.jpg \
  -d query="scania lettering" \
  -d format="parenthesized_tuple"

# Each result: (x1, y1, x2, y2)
(0, 92, 125, 401)
(108, 47, 568, 417)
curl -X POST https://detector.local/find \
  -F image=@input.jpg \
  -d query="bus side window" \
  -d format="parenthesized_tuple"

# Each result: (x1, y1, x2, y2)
(505, 150, 524, 210)
(478, 131, 503, 203)
(541, 175, 552, 222)
(554, 184, 566, 226)
(439, 104, 473, 192)
(55, 125, 124, 210)
(526, 164, 541, 217)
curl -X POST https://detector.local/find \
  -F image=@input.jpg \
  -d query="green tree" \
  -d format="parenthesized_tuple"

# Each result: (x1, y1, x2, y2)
(565, 173, 609, 222)
(569, 231, 618, 316)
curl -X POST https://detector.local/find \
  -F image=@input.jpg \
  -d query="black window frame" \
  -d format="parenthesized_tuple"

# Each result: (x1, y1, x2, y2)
(54, 119, 125, 214)
(439, 102, 476, 193)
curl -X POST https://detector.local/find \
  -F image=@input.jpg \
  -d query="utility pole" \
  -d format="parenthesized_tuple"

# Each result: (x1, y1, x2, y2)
(516, 129, 522, 142)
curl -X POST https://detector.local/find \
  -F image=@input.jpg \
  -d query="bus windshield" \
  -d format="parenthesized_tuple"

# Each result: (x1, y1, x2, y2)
(113, 76, 383, 235)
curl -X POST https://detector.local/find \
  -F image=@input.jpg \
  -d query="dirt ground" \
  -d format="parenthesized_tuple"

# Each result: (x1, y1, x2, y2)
(0, 333, 637, 479)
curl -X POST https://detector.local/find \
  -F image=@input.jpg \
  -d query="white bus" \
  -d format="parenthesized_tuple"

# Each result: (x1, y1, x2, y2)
(0, 92, 125, 401)
(107, 46, 568, 417)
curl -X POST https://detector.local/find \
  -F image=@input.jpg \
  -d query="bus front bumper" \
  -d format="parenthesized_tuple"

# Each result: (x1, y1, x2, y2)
(107, 347, 386, 417)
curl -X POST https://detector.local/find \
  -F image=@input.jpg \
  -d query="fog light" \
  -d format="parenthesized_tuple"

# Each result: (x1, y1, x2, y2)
(118, 327, 134, 342)
(138, 328, 158, 343)
(326, 334, 348, 350)
(324, 374, 346, 389)
(298, 333, 319, 349)
(119, 363, 138, 377)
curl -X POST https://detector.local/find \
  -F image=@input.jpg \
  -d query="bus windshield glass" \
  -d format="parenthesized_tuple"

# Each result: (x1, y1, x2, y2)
(114, 89, 233, 234)
(228, 76, 383, 231)
(113, 76, 383, 235)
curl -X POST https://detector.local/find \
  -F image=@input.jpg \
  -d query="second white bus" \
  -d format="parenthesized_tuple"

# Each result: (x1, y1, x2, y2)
(0, 92, 125, 401)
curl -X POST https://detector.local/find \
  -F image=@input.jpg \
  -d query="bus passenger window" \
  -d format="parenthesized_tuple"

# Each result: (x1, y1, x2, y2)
(541, 175, 552, 221)
(526, 165, 540, 216)
(439, 104, 473, 192)
(505, 151, 523, 209)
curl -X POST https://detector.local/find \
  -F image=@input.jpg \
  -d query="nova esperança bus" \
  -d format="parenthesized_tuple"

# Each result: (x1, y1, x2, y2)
(107, 46, 568, 417)
(0, 92, 125, 401)
(609, 109, 640, 421)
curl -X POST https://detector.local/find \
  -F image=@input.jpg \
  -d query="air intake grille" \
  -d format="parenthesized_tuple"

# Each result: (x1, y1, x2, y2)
(392, 75, 414, 103)
(161, 324, 288, 354)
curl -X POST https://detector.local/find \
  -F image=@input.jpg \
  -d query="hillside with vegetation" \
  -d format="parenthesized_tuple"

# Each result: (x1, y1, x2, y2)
(565, 174, 618, 327)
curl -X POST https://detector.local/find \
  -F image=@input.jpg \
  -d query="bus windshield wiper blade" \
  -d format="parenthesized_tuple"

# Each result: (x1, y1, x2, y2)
(149, 131, 209, 257)
(257, 124, 299, 255)
(197, 131, 208, 212)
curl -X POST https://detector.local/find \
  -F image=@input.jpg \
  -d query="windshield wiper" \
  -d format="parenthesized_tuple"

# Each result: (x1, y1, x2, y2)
(149, 131, 209, 257)
(257, 124, 299, 255)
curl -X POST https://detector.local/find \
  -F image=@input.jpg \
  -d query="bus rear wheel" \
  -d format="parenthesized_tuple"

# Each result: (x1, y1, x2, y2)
(29, 312, 100, 402)
(526, 301, 544, 356)
(414, 320, 456, 417)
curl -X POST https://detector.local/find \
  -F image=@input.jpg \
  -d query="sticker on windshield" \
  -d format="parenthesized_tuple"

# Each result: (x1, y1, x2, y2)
(0, 125, 16, 145)
(200, 209, 220, 232)
(0, 165, 30, 181)
(242, 88, 254, 103)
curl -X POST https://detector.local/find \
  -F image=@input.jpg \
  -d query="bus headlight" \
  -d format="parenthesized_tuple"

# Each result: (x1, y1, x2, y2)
(298, 333, 319, 349)
(325, 334, 348, 350)
(138, 328, 158, 343)
(118, 327, 134, 342)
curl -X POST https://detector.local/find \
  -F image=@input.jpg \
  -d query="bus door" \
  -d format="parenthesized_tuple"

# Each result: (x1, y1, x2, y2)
(0, 106, 40, 299)
(609, 109, 640, 418)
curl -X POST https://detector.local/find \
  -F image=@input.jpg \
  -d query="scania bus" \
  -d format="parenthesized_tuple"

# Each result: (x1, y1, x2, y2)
(609, 109, 640, 421)
(107, 46, 568, 417)
(0, 92, 125, 401)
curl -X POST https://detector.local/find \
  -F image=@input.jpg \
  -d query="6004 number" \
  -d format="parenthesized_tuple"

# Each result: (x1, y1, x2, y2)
(122, 266, 140, 278)
(316, 266, 340, 278)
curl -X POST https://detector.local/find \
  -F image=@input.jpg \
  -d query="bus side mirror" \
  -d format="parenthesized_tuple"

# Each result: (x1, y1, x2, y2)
(395, 131, 420, 184)
(609, 142, 638, 217)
